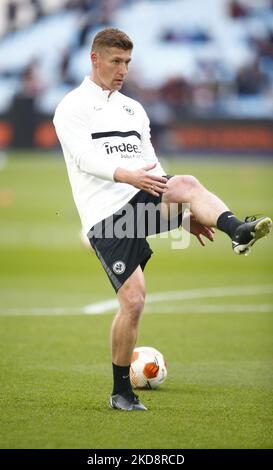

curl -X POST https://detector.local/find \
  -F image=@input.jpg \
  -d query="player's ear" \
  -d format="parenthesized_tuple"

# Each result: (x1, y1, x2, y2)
(91, 51, 99, 68)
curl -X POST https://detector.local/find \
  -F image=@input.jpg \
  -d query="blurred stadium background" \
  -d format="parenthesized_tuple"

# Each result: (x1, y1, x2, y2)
(0, 0, 273, 450)
(0, 0, 273, 152)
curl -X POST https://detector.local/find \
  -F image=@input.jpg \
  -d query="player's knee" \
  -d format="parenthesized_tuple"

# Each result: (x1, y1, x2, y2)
(129, 292, 145, 316)
(124, 290, 145, 323)
(180, 175, 200, 190)
(168, 175, 201, 199)
(177, 174, 201, 199)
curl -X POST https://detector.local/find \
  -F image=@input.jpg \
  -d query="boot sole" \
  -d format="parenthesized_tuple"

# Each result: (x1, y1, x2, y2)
(233, 217, 272, 255)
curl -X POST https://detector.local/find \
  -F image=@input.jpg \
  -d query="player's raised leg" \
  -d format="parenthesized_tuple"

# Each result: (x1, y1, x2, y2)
(162, 175, 229, 227)
(110, 266, 147, 411)
(162, 175, 272, 255)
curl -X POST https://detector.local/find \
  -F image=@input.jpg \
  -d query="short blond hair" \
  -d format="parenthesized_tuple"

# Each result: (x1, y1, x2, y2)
(91, 28, 133, 52)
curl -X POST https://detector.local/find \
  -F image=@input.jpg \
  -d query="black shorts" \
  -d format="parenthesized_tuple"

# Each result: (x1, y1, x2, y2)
(88, 178, 182, 292)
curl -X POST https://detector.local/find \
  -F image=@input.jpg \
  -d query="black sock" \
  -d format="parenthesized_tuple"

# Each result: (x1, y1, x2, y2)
(112, 363, 132, 395)
(217, 211, 243, 239)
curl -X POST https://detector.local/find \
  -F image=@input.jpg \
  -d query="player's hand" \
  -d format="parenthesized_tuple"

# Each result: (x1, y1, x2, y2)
(114, 163, 168, 196)
(189, 214, 215, 246)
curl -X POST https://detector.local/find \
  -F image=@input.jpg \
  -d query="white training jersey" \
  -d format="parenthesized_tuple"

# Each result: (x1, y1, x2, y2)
(53, 77, 165, 233)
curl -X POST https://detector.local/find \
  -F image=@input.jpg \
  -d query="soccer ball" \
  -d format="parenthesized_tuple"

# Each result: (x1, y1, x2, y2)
(130, 346, 167, 389)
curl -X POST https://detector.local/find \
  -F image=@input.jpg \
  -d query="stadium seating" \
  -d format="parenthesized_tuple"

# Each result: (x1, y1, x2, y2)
(0, 0, 273, 118)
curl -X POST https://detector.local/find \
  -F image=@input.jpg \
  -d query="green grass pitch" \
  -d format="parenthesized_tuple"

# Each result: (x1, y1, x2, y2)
(0, 152, 272, 449)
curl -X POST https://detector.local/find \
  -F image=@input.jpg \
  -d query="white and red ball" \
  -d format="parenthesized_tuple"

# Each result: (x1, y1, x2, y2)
(130, 346, 167, 389)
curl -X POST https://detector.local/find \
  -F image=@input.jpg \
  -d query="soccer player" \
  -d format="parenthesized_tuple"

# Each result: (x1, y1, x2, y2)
(53, 28, 272, 411)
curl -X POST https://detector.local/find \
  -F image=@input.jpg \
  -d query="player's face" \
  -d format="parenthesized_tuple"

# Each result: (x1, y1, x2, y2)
(91, 47, 132, 91)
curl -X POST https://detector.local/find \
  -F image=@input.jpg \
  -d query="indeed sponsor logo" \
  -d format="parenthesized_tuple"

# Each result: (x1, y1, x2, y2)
(103, 141, 141, 155)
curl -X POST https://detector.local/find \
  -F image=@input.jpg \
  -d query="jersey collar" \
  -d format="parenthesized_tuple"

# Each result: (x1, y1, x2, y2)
(83, 76, 117, 101)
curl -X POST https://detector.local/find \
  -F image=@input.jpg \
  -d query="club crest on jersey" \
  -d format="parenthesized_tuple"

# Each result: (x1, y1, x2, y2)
(123, 105, 134, 115)
(112, 261, 126, 275)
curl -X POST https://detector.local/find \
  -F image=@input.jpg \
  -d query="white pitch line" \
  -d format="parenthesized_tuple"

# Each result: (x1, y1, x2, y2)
(0, 307, 81, 316)
(0, 285, 272, 317)
(83, 298, 118, 314)
(0, 303, 272, 317)
(144, 303, 273, 314)
(83, 284, 273, 314)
